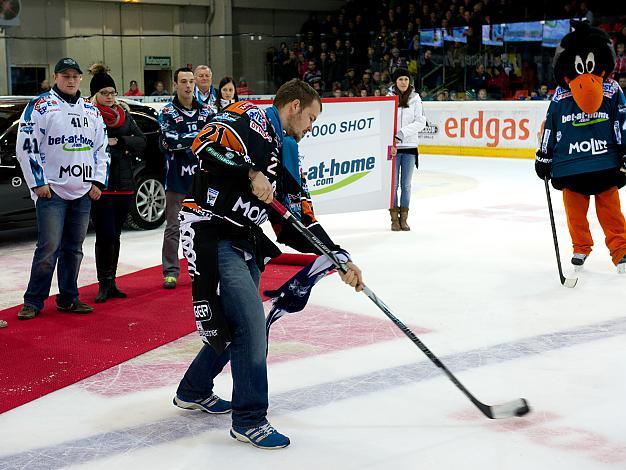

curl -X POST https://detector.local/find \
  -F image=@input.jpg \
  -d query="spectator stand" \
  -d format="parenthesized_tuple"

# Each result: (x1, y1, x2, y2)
(264, 2, 624, 102)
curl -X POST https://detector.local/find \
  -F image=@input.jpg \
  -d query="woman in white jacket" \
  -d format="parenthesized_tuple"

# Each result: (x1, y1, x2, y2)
(388, 68, 427, 231)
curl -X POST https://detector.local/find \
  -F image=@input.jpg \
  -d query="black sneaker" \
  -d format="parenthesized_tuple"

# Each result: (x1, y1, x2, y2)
(17, 305, 40, 320)
(56, 300, 94, 314)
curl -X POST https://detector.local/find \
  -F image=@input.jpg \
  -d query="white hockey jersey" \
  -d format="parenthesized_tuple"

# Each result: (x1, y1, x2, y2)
(16, 89, 110, 201)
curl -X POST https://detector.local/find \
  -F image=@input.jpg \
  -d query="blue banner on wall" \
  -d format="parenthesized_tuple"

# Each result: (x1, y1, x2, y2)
(482, 24, 505, 46)
(542, 19, 571, 48)
(503, 21, 543, 42)
(420, 29, 443, 47)
(443, 27, 468, 44)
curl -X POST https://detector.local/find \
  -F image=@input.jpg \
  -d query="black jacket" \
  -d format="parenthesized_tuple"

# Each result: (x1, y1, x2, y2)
(105, 108, 147, 192)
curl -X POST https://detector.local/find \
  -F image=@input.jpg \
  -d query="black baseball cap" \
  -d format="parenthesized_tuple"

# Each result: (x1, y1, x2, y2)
(54, 57, 83, 74)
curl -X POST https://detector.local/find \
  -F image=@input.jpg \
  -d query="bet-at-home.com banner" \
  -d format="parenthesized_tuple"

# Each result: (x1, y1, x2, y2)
(255, 97, 397, 215)
(419, 100, 550, 159)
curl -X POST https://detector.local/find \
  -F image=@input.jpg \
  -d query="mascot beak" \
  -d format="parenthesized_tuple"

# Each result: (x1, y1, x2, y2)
(565, 72, 604, 114)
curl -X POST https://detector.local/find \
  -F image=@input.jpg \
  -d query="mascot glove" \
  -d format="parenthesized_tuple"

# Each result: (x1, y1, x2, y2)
(535, 150, 553, 180)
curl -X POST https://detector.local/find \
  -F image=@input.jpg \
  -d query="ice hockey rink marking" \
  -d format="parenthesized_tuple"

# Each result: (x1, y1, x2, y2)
(2, 314, 625, 468)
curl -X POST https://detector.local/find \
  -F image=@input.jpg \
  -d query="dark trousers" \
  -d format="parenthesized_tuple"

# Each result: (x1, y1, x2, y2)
(91, 194, 132, 280)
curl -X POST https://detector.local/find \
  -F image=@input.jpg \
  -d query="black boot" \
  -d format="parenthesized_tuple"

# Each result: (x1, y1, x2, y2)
(109, 241, 127, 298)
(95, 244, 115, 303)
(95, 278, 113, 303)
(109, 281, 127, 298)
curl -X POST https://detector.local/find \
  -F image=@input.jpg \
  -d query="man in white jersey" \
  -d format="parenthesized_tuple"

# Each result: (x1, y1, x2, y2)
(16, 57, 110, 320)
(193, 65, 218, 114)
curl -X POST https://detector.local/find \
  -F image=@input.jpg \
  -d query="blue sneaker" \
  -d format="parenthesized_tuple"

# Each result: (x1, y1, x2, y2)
(230, 422, 290, 449)
(173, 394, 231, 414)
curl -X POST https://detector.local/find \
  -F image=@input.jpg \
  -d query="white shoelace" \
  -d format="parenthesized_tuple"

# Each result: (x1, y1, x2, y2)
(247, 423, 276, 441)
(200, 394, 220, 407)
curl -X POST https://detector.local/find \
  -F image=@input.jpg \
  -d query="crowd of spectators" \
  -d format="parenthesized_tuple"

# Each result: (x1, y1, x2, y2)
(266, 1, 626, 101)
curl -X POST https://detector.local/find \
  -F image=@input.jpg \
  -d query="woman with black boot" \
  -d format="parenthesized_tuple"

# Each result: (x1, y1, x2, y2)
(89, 64, 146, 302)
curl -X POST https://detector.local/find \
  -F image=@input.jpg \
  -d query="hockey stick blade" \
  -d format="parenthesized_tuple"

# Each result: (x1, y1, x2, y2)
(562, 276, 578, 288)
(481, 398, 530, 419)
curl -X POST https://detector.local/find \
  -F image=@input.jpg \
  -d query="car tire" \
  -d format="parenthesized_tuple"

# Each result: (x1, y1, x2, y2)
(126, 173, 166, 230)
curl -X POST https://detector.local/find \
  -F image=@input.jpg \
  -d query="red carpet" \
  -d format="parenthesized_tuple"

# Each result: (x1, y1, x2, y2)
(0, 254, 316, 414)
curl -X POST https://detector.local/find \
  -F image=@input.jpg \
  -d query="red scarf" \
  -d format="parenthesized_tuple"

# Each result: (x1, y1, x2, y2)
(95, 103, 126, 128)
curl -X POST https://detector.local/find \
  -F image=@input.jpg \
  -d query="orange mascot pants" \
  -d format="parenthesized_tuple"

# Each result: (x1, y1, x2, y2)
(563, 187, 626, 265)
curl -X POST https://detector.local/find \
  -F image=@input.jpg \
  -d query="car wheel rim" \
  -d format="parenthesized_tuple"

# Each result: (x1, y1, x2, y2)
(135, 179, 165, 223)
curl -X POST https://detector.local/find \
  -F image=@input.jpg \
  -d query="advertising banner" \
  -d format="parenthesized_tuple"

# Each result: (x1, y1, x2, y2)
(419, 101, 550, 158)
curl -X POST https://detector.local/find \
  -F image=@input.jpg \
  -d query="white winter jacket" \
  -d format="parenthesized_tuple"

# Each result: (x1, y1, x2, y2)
(16, 89, 110, 201)
(388, 87, 427, 150)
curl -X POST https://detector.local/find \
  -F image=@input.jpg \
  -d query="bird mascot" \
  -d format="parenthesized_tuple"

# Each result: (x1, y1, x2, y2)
(535, 21, 626, 273)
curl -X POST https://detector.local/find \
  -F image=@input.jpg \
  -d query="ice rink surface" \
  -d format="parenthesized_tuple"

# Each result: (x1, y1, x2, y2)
(1, 155, 625, 469)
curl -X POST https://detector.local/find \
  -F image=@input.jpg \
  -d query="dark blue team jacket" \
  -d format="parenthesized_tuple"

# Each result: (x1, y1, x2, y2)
(158, 97, 213, 194)
(540, 79, 626, 178)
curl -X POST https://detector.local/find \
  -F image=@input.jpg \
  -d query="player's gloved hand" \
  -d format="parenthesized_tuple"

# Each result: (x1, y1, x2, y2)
(535, 150, 552, 180)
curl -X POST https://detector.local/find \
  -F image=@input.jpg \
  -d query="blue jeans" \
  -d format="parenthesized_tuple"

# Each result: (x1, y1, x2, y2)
(393, 152, 416, 208)
(177, 240, 268, 428)
(24, 191, 92, 311)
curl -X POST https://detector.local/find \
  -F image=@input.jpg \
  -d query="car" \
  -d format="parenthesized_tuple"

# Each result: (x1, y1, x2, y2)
(0, 96, 166, 234)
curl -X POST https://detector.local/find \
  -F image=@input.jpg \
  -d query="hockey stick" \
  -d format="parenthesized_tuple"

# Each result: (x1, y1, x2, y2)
(544, 177, 577, 288)
(270, 199, 530, 420)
